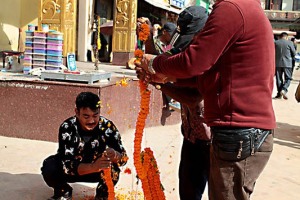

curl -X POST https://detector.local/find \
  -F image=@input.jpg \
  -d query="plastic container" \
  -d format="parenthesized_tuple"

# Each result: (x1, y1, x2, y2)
(32, 59, 46, 65)
(46, 55, 62, 61)
(23, 58, 32, 65)
(47, 44, 63, 50)
(25, 37, 33, 42)
(47, 49, 62, 56)
(24, 54, 32, 60)
(47, 38, 63, 44)
(32, 54, 46, 60)
(25, 48, 33, 53)
(46, 60, 62, 66)
(25, 42, 33, 47)
(33, 37, 47, 43)
(34, 31, 47, 37)
(28, 24, 35, 32)
(47, 32, 63, 40)
(33, 48, 46, 54)
(33, 43, 46, 49)
(23, 66, 32, 74)
(25, 31, 34, 37)
(42, 24, 49, 32)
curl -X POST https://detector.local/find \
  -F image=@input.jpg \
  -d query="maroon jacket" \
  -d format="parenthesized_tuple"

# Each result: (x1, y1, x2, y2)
(153, 0, 276, 129)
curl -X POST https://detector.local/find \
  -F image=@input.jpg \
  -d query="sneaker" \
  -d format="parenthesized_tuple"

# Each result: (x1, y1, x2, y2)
(48, 187, 72, 200)
(280, 90, 288, 100)
(273, 94, 282, 99)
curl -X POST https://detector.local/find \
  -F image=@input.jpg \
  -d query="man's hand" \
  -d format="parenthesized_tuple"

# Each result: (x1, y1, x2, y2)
(77, 156, 111, 175)
(91, 156, 111, 172)
(136, 66, 173, 84)
(104, 148, 122, 163)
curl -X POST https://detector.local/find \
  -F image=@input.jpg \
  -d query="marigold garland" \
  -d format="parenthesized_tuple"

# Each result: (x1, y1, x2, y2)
(133, 20, 165, 200)
(102, 168, 115, 200)
(138, 23, 150, 42)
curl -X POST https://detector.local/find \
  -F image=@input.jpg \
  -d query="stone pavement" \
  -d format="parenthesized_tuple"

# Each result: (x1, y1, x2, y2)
(0, 63, 300, 200)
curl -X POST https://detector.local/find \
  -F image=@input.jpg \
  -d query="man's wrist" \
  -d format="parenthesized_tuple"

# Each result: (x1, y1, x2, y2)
(148, 56, 157, 74)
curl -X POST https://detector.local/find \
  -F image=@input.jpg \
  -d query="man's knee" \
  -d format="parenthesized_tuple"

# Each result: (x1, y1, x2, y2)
(41, 154, 62, 176)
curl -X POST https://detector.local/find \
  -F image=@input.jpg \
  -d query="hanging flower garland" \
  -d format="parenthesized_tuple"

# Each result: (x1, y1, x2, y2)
(102, 168, 115, 200)
(133, 20, 166, 200)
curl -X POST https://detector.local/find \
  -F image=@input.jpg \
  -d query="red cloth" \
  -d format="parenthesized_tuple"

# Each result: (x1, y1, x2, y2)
(153, 0, 276, 129)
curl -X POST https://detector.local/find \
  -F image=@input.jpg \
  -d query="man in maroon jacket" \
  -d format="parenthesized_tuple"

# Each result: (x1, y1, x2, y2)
(136, 0, 276, 199)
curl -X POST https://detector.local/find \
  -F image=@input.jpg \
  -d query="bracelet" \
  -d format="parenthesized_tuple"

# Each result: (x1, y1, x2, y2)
(155, 84, 161, 90)
(148, 56, 157, 74)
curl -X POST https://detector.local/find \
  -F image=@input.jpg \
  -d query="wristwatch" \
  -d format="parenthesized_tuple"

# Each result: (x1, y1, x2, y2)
(148, 56, 157, 74)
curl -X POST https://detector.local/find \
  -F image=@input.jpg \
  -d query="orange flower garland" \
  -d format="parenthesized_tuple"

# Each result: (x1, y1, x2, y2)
(102, 168, 115, 200)
(138, 23, 150, 42)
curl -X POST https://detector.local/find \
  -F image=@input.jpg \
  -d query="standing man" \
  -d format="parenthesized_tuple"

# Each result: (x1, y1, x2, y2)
(274, 32, 296, 100)
(136, 0, 275, 200)
(41, 92, 128, 200)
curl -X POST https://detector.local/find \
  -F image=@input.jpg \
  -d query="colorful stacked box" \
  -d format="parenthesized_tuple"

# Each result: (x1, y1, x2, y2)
(24, 31, 34, 71)
(46, 32, 63, 70)
(24, 30, 63, 71)
(32, 31, 47, 69)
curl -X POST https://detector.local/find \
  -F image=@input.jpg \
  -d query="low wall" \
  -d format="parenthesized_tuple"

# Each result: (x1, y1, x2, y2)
(0, 78, 180, 142)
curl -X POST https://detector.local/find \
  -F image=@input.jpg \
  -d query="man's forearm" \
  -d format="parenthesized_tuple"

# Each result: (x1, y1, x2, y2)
(159, 83, 202, 107)
(77, 163, 97, 175)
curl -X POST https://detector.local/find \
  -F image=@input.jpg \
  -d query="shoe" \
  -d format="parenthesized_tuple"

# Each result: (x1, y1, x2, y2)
(273, 94, 282, 99)
(48, 187, 72, 200)
(280, 90, 288, 100)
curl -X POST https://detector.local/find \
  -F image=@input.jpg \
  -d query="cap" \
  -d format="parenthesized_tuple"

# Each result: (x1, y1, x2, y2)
(172, 6, 208, 50)
(177, 6, 208, 35)
(161, 22, 177, 35)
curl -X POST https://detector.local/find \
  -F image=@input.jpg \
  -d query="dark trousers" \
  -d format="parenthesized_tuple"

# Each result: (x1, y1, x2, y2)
(209, 132, 273, 200)
(275, 67, 293, 94)
(41, 154, 118, 198)
(179, 139, 210, 200)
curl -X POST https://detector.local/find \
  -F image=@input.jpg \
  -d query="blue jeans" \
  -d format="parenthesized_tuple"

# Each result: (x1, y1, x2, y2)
(275, 67, 293, 94)
(179, 139, 210, 200)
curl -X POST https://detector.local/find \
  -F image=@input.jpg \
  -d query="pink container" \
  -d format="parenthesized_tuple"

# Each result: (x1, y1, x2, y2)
(32, 59, 45, 65)
(47, 44, 63, 50)
(34, 32, 46, 37)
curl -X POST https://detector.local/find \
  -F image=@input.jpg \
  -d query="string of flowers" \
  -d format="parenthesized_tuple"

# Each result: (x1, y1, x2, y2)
(102, 168, 115, 200)
(133, 20, 166, 200)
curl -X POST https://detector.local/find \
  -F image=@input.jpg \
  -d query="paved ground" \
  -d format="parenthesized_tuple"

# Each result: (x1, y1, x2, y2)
(0, 62, 300, 200)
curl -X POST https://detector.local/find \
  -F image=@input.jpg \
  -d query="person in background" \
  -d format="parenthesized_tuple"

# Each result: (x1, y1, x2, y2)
(137, 6, 210, 200)
(136, 0, 275, 199)
(291, 37, 298, 73)
(41, 92, 128, 200)
(138, 18, 179, 121)
(274, 32, 296, 100)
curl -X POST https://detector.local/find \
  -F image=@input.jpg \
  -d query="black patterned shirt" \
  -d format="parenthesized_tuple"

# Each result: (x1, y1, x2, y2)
(57, 116, 127, 178)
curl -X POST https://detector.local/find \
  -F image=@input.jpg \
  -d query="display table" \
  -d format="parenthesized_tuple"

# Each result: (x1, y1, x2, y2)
(41, 71, 111, 84)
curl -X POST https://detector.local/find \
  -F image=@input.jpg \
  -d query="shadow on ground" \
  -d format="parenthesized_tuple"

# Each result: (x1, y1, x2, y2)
(274, 122, 300, 149)
(0, 172, 96, 200)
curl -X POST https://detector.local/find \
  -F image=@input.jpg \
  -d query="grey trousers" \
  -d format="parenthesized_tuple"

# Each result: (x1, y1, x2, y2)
(209, 133, 273, 200)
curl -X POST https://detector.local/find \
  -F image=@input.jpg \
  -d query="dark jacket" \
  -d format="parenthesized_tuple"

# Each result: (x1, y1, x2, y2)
(275, 38, 296, 68)
(153, 0, 276, 130)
